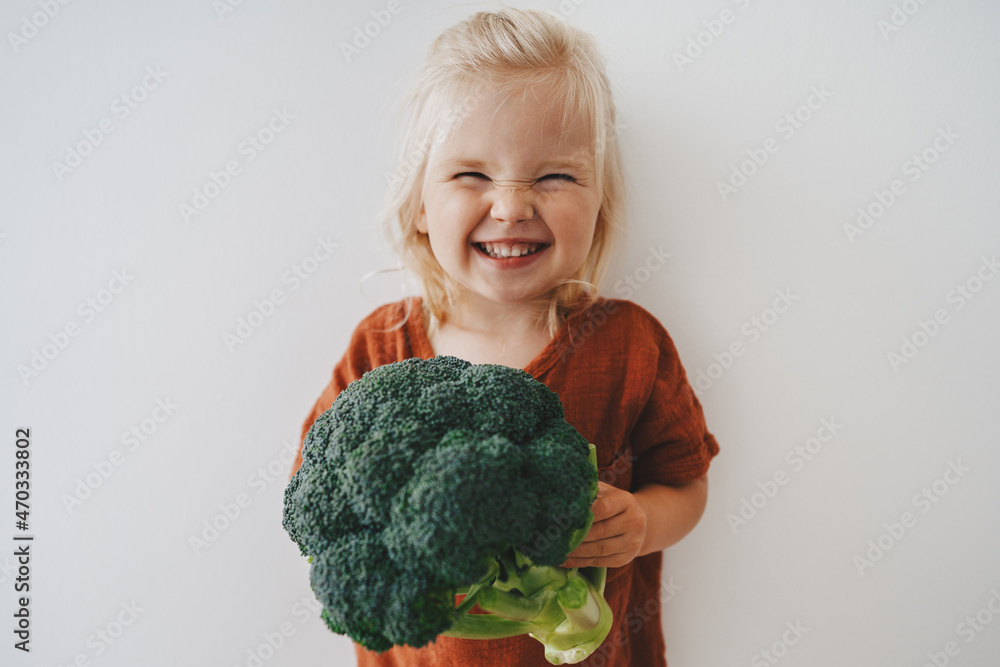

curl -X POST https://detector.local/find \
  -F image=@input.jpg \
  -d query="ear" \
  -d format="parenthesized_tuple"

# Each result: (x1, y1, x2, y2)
(416, 203, 428, 234)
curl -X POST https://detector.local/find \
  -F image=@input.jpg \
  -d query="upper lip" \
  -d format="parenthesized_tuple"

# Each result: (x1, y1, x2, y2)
(472, 238, 550, 244)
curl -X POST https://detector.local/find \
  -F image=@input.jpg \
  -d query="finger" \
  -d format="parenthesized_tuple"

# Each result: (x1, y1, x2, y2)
(582, 517, 627, 543)
(591, 488, 631, 522)
(596, 480, 615, 495)
(562, 539, 631, 568)
(565, 536, 628, 561)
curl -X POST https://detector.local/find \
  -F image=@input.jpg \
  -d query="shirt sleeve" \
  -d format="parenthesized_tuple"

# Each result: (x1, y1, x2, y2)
(628, 320, 719, 488)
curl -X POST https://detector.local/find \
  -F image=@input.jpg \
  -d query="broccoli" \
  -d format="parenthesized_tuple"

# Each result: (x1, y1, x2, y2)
(283, 355, 612, 664)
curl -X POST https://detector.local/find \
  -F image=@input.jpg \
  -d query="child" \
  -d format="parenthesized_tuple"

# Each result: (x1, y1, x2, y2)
(290, 7, 719, 666)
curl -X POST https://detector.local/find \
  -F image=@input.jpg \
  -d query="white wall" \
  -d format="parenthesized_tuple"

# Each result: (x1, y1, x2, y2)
(2, 1, 999, 665)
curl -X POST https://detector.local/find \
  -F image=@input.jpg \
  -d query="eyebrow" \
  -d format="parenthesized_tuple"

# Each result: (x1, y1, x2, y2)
(441, 158, 591, 173)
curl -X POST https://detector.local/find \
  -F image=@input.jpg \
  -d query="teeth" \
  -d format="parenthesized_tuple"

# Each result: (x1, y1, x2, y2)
(480, 242, 540, 259)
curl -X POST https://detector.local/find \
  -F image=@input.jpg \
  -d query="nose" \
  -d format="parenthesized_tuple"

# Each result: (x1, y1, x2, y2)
(490, 185, 535, 224)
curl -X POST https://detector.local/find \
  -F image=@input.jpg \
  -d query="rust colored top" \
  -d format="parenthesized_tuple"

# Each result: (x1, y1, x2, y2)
(290, 296, 719, 667)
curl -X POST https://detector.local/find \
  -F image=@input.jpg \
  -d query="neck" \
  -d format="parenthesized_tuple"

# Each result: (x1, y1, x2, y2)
(446, 290, 551, 338)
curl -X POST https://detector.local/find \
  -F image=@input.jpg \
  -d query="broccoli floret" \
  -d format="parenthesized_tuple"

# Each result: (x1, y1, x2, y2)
(283, 356, 612, 664)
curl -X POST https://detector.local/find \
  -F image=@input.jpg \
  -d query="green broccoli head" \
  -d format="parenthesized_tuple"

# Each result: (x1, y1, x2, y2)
(283, 356, 598, 653)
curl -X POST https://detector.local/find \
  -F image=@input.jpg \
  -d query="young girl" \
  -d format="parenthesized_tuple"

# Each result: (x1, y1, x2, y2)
(290, 8, 719, 666)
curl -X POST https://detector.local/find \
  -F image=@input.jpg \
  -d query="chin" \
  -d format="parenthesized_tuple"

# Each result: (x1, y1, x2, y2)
(483, 293, 530, 305)
(489, 288, 553, 305)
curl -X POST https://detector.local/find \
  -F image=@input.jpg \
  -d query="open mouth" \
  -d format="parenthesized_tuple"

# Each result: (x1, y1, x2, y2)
(475, 241, 548, 259)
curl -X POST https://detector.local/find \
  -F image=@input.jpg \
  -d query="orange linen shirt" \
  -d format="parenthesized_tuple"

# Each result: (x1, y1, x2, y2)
(290, 295, 719, 667)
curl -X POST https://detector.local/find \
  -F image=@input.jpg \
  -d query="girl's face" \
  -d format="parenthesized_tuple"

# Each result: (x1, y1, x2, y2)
(417, 86, 601, 309)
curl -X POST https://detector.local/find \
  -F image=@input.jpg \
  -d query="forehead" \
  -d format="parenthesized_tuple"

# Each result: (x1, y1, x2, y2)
(433, 85, 594, 168)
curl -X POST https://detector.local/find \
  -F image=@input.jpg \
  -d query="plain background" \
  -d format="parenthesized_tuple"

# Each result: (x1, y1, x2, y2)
(2, 1, 999, 665)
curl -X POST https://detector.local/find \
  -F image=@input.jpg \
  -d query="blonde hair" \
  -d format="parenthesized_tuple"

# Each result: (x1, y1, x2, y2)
(376, 6, 627, 338)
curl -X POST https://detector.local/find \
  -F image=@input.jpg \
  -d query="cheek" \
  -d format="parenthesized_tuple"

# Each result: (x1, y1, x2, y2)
(443, 194, 476, 218)
(433, 191, 483, 230)
(550, 200, 598, 246)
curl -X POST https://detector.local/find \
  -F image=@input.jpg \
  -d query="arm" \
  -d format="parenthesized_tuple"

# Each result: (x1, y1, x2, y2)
(562, 475, 708, 569)
(634, 475, 708, 556)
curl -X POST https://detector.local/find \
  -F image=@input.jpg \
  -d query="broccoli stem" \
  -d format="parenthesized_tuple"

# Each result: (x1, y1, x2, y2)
(455, 559, 500, 615)
(578, 566, 607, 595)
(503, 563, 568, 597)
(491, 549, 568, 597)
(563, 445, 599, 555)
(476, 586, 547, 621)
(539, 573, 614, 657)
(455, 579, 490, 616)
(442, 613, 538, 640)
(556, 575, 601, 630)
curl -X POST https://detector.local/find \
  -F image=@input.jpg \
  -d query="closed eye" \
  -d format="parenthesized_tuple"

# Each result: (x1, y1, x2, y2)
(454, 172, 576, 183)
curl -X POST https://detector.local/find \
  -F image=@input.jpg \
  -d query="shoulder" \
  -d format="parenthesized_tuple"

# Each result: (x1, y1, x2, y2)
(343, 296, 427, 370)
(562, 297, 685, 375)
(578, 297, 673, 346)
(594, 298, 665, 327)
(353, 297, 417, 334)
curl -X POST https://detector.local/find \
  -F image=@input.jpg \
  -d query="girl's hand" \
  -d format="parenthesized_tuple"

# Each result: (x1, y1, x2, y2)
(561, 481, 647, 569)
